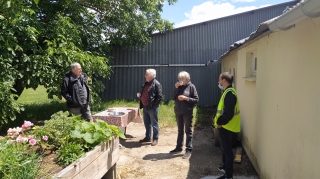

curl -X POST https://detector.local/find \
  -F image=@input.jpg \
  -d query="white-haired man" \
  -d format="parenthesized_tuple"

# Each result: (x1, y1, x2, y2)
(138, 69, 163, 146)
(61, 62, 93, 121)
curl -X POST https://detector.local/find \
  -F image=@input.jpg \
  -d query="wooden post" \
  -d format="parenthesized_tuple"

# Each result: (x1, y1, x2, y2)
(102, 163, 116, 179)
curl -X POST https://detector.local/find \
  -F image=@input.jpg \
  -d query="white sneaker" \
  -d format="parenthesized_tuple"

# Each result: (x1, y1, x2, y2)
(182, 151, 192, 159)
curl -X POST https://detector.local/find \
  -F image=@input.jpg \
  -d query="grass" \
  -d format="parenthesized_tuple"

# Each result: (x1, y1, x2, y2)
(1, 86, 216, 133)
(17, 86, 52, 104)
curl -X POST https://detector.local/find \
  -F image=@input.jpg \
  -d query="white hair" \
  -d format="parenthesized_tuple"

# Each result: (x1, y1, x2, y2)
(70, 62, 81, 70)
(178, 71, 190, 81)
(146, 69, 156, 78)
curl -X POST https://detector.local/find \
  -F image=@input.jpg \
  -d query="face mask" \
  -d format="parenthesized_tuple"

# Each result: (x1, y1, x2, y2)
(218, 84, 224, 90)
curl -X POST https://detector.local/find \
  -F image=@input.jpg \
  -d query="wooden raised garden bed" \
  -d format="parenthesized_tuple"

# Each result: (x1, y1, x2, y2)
(54, 136, 119, 179)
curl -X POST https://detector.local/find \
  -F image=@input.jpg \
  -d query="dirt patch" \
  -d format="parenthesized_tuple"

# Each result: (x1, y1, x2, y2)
(37, 152, 64, 178)
(117, 122, 258, 179)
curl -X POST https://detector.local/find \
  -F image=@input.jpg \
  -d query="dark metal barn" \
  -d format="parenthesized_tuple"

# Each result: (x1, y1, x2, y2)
(100, 1, 297, 106)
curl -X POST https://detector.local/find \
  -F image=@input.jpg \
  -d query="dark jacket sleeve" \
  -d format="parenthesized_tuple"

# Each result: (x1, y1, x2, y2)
(217, 92, 236, 125)
(153, 81, 163, 107)
(61, 78, 72, 103)
(171, 88, 179, 100)
(187, 84, 199, 104)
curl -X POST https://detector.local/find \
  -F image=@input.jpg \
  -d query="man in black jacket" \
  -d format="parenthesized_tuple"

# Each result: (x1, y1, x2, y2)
(214, 72, 241, 179)
(61, 62, 93, 121)
(138, 69, 163, 146)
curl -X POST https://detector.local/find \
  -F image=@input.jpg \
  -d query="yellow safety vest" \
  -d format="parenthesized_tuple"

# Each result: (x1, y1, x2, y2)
(213, 87, 241, 132)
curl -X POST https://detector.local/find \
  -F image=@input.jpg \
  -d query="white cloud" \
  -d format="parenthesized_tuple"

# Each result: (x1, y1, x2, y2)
(175, 1, 268, 28)
(232, 0, 255, 3)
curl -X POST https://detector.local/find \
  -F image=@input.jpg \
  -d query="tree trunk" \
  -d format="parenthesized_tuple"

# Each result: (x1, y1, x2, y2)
(12, 79, 25, 100)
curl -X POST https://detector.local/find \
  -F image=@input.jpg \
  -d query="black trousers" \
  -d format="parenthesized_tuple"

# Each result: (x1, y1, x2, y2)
(175, 113, 193, 152)
(218, 127, 235, 178)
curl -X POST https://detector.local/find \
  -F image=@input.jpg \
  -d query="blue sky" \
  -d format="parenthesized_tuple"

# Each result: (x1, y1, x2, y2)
(161, 0, 294, 28)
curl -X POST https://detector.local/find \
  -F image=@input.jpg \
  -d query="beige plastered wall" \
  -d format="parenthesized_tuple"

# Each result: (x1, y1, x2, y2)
(222, 17, 320, 179)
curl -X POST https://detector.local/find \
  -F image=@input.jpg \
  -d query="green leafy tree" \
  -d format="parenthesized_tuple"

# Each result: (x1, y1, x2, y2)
(0, 0, 177, 124)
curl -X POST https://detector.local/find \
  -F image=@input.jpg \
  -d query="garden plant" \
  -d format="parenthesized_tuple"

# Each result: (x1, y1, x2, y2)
(0, 111, 125, 179)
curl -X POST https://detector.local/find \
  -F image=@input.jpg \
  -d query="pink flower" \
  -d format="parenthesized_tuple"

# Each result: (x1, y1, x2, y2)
(29, 139, 37, 146)
(7, 128, 13, 133)
(27, 135, 33, 139)
(42, 136, 48, 141)
(16, 135, 28, 143)
(14, 127, 22, 133)
(21, 121, 34, 131)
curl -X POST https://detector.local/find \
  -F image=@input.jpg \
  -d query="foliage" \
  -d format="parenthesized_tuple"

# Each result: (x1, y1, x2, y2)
(0, 119, 48, 179)
(28, 111, 80, 149)
(0, 99, 67, 134)
(55, 142, 84, 167)
(6, 120, 49, 150)
(0, 82, 23, 125)
(71, 120, 125, 150)
(194, 105, 216, 127)
(0, 140, 41, 179)
(0, 0, 177, 125)
(0, 110, 126, 177)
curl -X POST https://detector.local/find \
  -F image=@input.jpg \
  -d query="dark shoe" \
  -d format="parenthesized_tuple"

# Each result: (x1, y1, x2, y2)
(218, 166, 225, 173)
(217, 175, 233, 179)
(182, 151, 192, 159)
(151, 140, 158, 146)
(169, 148, 183, 154)
(139, 137, 151, 143)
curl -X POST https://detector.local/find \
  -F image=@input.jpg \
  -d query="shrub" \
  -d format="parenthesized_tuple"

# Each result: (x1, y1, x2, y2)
(28, 111, 81, 149)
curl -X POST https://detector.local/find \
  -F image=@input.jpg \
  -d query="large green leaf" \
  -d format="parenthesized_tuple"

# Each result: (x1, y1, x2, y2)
(71, 129, 83, 138)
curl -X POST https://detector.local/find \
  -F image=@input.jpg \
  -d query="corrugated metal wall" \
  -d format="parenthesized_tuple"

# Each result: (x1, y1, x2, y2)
(100, 1, 297, 106)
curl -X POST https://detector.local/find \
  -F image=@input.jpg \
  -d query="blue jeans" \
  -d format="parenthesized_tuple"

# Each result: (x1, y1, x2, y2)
(143, 107, 159, 140)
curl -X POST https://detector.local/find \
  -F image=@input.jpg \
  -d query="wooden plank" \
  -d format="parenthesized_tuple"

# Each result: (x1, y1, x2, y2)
(73, 139, 119, 179)
(234, 146, 242, 163)
(92, 147, 120, 179)
(55, 143, 106, 178)
(72, 138, 118, 179)
(54, 136, 119, 179)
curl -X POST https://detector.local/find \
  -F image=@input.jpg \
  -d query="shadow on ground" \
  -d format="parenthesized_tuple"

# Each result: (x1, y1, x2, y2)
(186, 127, 258, 179)
(143, 153, 184, 161)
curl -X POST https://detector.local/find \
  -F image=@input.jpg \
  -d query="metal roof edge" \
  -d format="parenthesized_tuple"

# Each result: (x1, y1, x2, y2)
(218, 23, 270, 60)
(218, 0, 320, 60)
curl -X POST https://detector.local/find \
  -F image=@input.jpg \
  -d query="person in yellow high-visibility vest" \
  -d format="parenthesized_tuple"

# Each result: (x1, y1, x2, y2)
(214, 72, 240, 179)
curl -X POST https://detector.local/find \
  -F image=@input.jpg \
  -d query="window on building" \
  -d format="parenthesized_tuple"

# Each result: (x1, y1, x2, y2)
(245, 50, 257, 82)
(252, 57, 257, 76)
